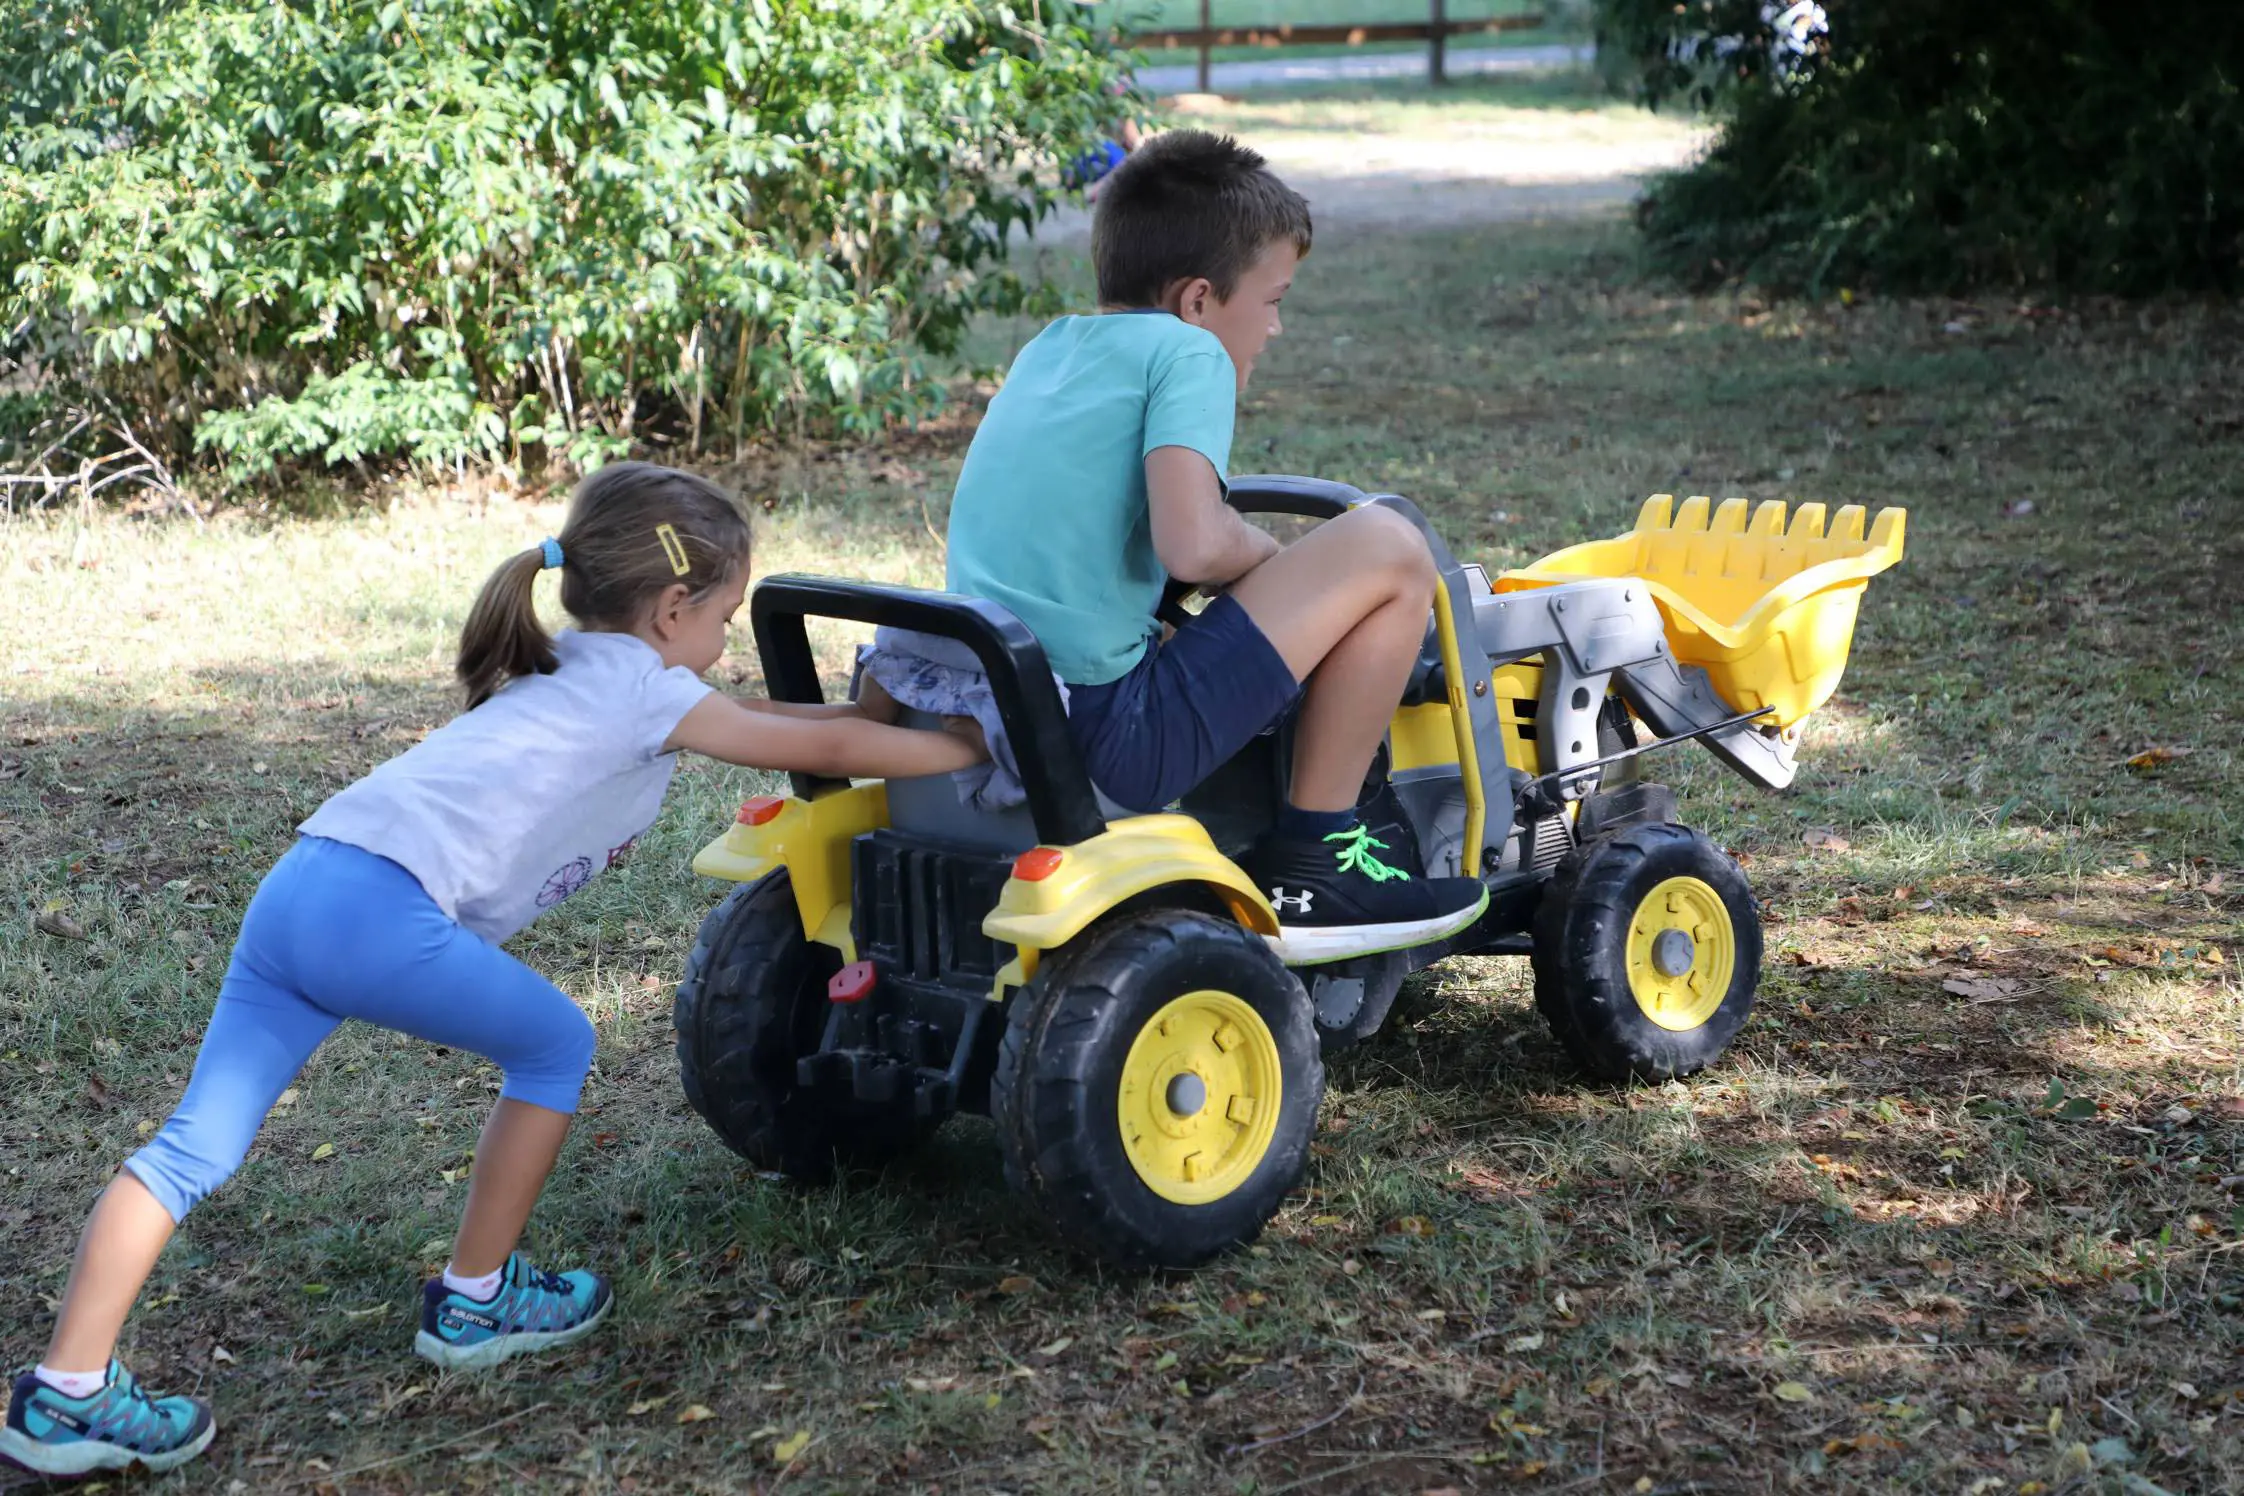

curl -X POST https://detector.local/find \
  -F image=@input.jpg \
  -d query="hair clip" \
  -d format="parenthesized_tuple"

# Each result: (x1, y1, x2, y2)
(654, 522, 691, 577)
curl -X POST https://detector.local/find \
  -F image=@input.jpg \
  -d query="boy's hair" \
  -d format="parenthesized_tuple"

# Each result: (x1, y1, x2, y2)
(457, 461, 752, 708)
(1091, 129, 1312, 307)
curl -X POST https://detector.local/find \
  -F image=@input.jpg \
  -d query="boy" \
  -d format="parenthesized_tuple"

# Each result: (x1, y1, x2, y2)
(946, 130, 1486, 963)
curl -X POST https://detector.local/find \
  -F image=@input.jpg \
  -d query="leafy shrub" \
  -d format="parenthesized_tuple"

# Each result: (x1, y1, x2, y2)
(0, 0, 1132, 481)
(1594, 0, 2244, 295)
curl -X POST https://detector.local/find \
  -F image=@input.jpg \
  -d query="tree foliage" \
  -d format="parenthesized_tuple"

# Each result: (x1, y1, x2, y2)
(1595, 0, 2244, 295)
(0, 0, 1132, 480)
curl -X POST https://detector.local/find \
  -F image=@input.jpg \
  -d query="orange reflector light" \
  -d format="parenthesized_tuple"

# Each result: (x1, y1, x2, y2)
(1013, 847, 1065, 882)
(737, 795, 786, 826)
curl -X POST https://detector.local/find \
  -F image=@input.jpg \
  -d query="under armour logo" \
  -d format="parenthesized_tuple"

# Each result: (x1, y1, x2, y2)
(1270, 888, 1315, 916)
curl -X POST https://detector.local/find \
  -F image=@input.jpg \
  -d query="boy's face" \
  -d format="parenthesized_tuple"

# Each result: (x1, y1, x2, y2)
(1178, 240, 1298, 390)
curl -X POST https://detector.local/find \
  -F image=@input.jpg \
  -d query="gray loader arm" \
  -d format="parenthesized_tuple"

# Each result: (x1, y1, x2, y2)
(1472, 579, 1799, 793)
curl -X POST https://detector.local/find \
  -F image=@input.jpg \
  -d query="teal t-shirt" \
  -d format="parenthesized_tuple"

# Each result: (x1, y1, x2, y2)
(945, 312, 1236, 686)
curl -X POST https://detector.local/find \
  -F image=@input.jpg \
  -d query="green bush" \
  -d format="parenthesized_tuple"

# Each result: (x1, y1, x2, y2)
(0, 0, 1132, 481)
(1595, 0, 2244, 295)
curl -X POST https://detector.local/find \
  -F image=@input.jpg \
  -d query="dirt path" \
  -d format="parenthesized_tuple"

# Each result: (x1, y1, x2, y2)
(1133, 41, 1592, 95)
(1036, 91, 1709, 242)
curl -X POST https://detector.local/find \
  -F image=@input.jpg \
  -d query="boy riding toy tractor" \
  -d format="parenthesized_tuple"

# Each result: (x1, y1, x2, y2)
(672, 477, 1903, 1268)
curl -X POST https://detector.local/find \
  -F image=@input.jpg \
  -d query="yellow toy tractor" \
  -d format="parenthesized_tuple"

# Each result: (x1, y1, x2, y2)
(673, 477, 1905, 1269)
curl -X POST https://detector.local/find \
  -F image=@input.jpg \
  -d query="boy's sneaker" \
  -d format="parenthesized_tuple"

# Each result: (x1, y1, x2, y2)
(1247, 823, 1490, 966)
(2, 1362, 215, 1476)
(415, 1253, 612, 1371)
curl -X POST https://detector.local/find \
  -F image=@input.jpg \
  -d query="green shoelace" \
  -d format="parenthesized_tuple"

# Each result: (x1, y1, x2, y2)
(1324, 825, 1410, 884)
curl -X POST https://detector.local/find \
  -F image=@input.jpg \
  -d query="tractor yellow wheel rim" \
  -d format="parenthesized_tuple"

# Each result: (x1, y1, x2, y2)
(1625, 876, 1736, 1031)
(1117, 990, 1284, 1206)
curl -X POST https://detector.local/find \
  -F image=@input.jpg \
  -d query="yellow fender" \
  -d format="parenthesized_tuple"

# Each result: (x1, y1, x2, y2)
(982, 815, 1278, 973)
(689, 782, 889, 961)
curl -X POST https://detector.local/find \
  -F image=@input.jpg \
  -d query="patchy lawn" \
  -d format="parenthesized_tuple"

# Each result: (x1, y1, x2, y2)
(4, 90, 2242, 1496)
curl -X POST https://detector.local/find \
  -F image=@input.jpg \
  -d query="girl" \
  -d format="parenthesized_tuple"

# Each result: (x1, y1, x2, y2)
(3, 462, 983, 1477)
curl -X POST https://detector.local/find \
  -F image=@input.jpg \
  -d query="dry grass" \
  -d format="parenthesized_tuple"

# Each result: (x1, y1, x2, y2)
(5, 82, 2243, 1496)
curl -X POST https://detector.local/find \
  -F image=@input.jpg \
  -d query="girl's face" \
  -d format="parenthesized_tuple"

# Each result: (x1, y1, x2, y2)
(647, 565, 750, 675)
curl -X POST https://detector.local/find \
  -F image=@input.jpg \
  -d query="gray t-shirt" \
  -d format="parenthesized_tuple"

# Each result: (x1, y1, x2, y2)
(300, 630, 714, 943)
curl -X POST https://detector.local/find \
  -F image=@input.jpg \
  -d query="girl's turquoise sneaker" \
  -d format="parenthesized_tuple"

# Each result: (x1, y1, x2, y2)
(415, 1252, 612, 1370)
(2, 1361, 215, 1476)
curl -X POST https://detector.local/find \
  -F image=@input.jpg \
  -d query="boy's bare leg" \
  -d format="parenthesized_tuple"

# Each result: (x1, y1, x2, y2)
(1224, 505, 1436, 814)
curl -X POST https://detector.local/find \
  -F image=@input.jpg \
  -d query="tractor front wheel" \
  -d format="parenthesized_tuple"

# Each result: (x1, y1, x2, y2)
(1531, 822, 1760, 1082)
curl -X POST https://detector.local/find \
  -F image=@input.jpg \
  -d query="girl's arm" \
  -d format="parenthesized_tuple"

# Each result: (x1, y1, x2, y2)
(664, 693, 984, 780)
(734, 698, 864, 722)
(730, 676, 898, 724)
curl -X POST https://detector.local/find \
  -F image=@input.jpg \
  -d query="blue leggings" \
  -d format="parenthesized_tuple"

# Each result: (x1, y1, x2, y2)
(125, 836, 597, 1223)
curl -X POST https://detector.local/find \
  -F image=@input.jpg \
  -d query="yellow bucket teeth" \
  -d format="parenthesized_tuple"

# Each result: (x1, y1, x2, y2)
(1497, 493, 1907, 729)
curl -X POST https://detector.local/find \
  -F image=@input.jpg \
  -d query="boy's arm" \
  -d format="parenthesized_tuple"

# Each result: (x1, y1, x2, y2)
(664, 694, 983, 779)
(1146, 446, 1280, 587)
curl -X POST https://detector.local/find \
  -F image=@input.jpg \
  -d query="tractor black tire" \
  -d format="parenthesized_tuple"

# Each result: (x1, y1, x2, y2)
(1531, 822, 1760, 1083)
(992, 909, 1322, 1271)
(674, 871, 935, 1182)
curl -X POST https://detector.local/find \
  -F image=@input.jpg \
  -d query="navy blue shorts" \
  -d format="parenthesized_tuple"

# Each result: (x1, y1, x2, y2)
(1066, 595, 1301, 815)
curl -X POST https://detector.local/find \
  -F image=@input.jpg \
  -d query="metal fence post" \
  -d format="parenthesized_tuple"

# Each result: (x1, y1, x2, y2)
(1199, 0, 1212, 92)
(1430, 0, 1446, 85)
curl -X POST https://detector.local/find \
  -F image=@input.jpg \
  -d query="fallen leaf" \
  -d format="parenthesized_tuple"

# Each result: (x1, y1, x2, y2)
(996, 1275, 1036, 1295)
(676, 1404, 715, 1425)
(34, 910, 87, 940)
(310, 1142, 335, 1161)
(211, 1345, 235, 1364)
(1036, 1337, 1072, 1357)
(772, 1429, 812, 1464)
(627, 1396, 668, 1416)
(1772, 1380, 1815, 1403)
(1507, 1331, 1544, 1352)
(2126, 745, 2190, 771)
(273, 1087, 300, 1109)
(2088, 1436, 2134, 1467)
(1386, 1215, 1434, 1237)
(1803, 828, 1852, 852)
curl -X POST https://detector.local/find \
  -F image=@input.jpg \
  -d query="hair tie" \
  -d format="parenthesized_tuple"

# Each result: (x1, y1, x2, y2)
(539, 537, 564, 570)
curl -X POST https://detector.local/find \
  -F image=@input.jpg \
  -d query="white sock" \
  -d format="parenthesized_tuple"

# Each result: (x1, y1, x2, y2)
(34, 1364, 108, 1399)
(442, 1263, 505, 1301)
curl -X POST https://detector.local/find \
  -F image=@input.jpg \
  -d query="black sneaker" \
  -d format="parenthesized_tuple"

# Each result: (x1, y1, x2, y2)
(1245, 823, 1489, 966)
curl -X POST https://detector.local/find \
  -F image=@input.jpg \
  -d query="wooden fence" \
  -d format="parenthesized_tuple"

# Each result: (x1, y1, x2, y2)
(1131, 4, 1547, 91)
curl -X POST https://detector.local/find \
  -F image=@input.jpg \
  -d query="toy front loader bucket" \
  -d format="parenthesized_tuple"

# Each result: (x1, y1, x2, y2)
(1496, 495, 1906, 727)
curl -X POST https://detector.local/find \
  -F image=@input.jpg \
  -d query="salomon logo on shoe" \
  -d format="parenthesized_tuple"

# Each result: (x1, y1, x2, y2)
(1270, 888, 1315, 916)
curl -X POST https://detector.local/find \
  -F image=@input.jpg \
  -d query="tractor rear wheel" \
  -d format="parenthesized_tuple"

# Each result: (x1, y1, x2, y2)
(675, 871, 936, 1181)
(993, 909, 1322, 1270)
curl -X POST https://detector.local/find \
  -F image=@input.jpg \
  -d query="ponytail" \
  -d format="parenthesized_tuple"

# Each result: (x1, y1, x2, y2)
(457, 547, 557, 709)
(454, 461, 750, 710)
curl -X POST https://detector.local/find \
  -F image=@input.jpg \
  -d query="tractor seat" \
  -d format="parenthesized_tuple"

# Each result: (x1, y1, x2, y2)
(883, 706, 1137, 853)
